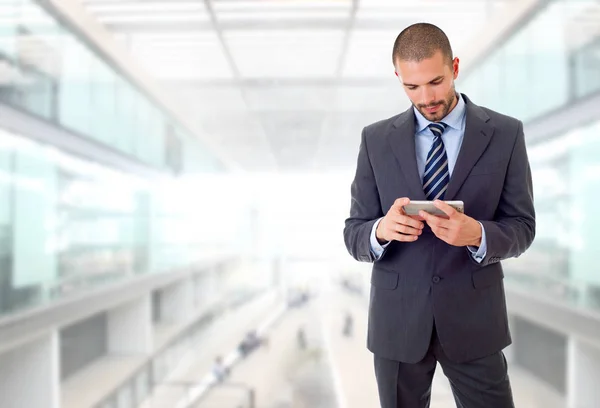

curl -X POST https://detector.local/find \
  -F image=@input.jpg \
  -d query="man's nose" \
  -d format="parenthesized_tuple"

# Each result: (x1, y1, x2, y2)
(420, 86, 435, 105)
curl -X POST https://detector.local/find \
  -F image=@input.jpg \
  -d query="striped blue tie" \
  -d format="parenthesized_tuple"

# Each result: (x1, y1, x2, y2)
(423, 122, 450, 200)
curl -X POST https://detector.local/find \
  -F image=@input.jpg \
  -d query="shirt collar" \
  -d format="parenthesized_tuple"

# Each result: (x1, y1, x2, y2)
(414, 92, 466, 133)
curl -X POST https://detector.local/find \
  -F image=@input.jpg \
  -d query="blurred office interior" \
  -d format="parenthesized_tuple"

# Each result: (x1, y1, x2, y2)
(0, 0, 599, 407)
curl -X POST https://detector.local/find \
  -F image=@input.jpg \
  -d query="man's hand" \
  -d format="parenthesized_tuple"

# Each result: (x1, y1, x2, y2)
(376, 198, 424, 244)
(419, 200, 482, 247)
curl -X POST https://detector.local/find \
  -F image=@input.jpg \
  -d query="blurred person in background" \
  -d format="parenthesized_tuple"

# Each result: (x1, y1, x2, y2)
(238, 330, 266, 357)
(296, 326, 307, 349)
(212, 355, 229, 382)
(342, 311, 354, 338)
(343, 22, 535, 408)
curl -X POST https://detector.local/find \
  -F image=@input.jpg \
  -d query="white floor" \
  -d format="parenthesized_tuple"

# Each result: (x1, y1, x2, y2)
(320, 287, 565, 408)
(191, 284, 565, 408)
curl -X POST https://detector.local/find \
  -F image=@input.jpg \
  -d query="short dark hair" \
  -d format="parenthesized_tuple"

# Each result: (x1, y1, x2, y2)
(392, 23, 453, 66)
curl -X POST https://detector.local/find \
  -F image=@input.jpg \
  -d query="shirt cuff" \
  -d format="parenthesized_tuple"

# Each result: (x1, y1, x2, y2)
(370, 218, 390, 259)
(467, 222, 487, 263)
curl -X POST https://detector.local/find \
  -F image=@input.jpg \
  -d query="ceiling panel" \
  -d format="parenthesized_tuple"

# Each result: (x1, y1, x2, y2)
(243, 85, 335, 111)
(341, 30, 400, 78)
(125, 32, 234, 79)
(79, 0, 519, 172)
(354, 1, 509, 53)
(84, 1, 207, 13)
(563, 0, 600, 50)
(212, 0, 352, 12)
(96, 13, 210, 24)
(332, 85, 410, 113)
(224, 29, 345, 78)
(217, 10, 350, 22)
(166, 83, 249, 112)
(83, 0, 210, 23)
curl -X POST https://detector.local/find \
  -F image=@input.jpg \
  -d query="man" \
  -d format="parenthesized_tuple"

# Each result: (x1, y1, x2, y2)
(343, 23, 535, 408)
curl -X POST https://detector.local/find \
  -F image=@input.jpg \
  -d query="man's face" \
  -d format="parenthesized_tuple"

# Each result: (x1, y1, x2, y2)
(395, 51, 459, 122)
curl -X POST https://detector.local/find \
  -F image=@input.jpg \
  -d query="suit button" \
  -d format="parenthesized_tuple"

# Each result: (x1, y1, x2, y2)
(432, 276, 441, 284)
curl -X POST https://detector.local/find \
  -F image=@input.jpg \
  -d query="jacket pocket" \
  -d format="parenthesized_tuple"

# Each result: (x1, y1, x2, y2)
(472, 267, 504, 289)
(371, 268, 399, 290)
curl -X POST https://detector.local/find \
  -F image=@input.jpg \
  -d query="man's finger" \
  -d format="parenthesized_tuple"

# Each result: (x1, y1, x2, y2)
(420, 212, 451, 229)
(430, 225, 450, 243)
(420, 211, 440, 226)
(391, 214, 424, 230)
(430, 225, 448, 239)
(394, 224, 422, 236)
(433, 200, 457, 218)
(392, 197, 410, 213)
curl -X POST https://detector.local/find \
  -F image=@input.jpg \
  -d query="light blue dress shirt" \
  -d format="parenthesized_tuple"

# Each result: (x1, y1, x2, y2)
(370, 93, 487, 262)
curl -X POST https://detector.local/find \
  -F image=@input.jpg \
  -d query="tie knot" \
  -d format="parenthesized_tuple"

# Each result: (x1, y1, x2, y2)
(428, 122, 447, 137)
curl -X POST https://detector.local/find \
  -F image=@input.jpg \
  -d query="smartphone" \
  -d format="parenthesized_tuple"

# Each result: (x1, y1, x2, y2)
(403, 200, 464, 219)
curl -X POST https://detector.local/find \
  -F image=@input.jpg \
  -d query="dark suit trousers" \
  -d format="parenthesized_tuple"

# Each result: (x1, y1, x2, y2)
(374, 325, 514, 408)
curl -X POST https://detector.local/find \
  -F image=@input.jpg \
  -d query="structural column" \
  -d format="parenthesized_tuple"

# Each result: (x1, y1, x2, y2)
(0, 332, 60, 408)
(567, 337, 600, 408)
(108, 294, 153, 354)
(160, 278, 194, 323)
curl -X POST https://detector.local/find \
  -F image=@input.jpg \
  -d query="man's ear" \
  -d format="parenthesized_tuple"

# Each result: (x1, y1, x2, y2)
(453, 57, 460, 79)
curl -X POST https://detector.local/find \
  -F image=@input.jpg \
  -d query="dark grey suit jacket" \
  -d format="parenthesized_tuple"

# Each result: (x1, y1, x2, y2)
(343, 94, 535, 364)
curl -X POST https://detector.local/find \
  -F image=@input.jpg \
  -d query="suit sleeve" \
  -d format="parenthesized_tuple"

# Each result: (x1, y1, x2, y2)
(476, 120, 536, 267)
(343, 127, 385, 263)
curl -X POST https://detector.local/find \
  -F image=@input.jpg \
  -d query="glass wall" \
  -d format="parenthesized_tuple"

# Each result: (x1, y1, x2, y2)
(0, 126, 233, 317)
(503, 119, 600, 311)
(460, 0, 600, 123)
(572, 34, 600, 100)
(0, 0, 229, 316)
(459, 0, 600, 311)
(0, 0, 223, 173)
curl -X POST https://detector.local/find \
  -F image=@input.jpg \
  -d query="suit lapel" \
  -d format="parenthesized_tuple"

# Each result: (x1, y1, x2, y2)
(444, 94, 494, 200)
(387, 108, 427, 200)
